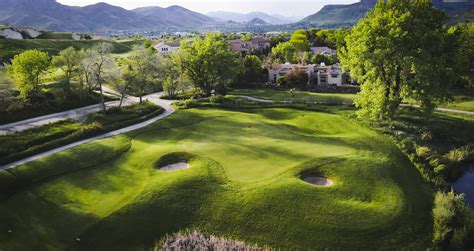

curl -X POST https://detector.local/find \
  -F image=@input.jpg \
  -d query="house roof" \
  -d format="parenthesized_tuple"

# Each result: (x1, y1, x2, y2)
(154, 41, 181, 48)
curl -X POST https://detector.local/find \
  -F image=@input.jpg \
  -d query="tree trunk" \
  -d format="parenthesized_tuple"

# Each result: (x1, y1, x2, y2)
(98, 81, 106, 114)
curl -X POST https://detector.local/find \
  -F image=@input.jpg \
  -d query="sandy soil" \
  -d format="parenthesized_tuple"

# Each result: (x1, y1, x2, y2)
(303, 177, 334, 187)
(160, 162, 190, 171)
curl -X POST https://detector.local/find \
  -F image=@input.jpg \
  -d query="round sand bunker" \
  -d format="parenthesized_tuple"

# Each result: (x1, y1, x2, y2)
(160, 162, 190, 171)
(303, 176, 333, 187)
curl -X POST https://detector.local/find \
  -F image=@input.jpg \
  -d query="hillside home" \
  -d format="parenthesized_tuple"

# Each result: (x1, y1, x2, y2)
(310, 46, 337, 56)
(153, 42, 181, 54)
(268, 63, 315, 85)
(269, 63, 350, 86)
(228, 36, 270, 55)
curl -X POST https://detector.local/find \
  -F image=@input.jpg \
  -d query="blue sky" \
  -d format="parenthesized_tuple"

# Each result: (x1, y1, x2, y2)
(56, 0, 359, 17)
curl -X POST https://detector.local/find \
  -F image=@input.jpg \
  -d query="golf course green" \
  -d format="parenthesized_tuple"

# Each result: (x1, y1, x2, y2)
(0, 107, 432, 250)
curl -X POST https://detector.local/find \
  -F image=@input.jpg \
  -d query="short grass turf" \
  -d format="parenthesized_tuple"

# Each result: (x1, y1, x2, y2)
(0, 107, 432, 250)
(229, 88, 356, 104)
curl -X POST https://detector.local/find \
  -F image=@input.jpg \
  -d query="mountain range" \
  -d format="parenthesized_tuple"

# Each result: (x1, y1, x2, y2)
(0, 0, 472, 33)
(0, 0, 213, 32)
(207, 11, 300, 24)
(301, 0, 474, 27)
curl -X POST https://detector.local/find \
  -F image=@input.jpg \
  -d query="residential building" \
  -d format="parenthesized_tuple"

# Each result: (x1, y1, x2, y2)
(153, 41, 181, 54)
(268, 63, 315, 85)
(268, 63, 351, 86)
(228, 36, 270, 55)
(310, 46, 337, 56)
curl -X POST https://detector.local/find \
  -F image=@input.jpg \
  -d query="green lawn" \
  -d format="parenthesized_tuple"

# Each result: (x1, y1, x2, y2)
(445, 100, 474, 112)
(0, 39, 144, 60)
(0, 107, 432, 250)
(229, 88, 356, 104)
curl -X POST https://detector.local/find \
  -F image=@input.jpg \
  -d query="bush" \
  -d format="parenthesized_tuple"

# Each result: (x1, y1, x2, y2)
(177, 98, 199, 109)
(209, 95, 225, 104)
(158, 230, 265, 251)
(285, 69, 309, 87)
(415, 146, 433, 162)
(432, 190, 471, 249)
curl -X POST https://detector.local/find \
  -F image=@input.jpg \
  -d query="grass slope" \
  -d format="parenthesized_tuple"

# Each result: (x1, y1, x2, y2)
(0, 39, 144, 60)
(0, 107, 432, 250)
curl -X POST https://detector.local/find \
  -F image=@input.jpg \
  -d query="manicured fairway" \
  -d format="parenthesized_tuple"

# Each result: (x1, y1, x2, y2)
(0, 107, 432, 250)
(229, 88, 356, 104)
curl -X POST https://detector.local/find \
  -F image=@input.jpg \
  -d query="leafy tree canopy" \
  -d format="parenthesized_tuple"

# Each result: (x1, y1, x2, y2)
(10, 50, 50, 100)
(340, 0, 453, 119)
(181, 33, 238, 95)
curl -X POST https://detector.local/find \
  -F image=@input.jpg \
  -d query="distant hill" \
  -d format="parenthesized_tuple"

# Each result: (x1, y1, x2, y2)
(247, 18, 269, 26)
(300, 0, 474, 28)
(300, 0, 378, 27)
(0, 0, 214, 33)
(207, 11, 296, 24)
(132, 5, 214, 27)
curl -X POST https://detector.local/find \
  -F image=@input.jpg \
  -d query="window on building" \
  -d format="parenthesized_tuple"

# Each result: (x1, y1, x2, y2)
(331, 74, 338, 78)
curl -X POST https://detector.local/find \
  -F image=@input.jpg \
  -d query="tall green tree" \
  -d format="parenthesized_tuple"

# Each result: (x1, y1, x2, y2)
(453, 22, 474, 88)
(237, 55, 264, 85)
(271, 30, 310, 64)
(181, 33, 238, 95)
(162, 51, 186, 97)
(340, 0, 452, 119)
(52, 47, 83, 92)
(10, 50, 49, 100)
(121, 45, 162, 103)
(82, 43, 114, 113)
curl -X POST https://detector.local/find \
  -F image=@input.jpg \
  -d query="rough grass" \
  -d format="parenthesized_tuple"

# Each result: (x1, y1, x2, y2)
(0, 107, 432, 250)
(229, 88, 356, 104)
(0, 39, 144, 60)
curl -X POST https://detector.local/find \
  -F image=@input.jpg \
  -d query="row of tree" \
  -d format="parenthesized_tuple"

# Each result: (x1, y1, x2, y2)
(4, 34, 267, 112)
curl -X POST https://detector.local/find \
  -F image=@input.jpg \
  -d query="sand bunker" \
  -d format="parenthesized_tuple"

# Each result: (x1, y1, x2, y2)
(160, 162, 190, 171)
(303, 176, 334, 187)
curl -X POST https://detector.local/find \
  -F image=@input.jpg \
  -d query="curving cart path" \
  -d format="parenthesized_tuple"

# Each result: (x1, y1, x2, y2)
(0, 93, 176, 170)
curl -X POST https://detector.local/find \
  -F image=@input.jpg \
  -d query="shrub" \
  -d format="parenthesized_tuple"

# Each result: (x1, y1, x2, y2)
(446, 146, 474, 163)
(432, 190, 471, 249)
(285, 69, 309, 87)
(209, 95, 225, 104)
(158, 230, 265, 251)
(178, 98, 199, 109)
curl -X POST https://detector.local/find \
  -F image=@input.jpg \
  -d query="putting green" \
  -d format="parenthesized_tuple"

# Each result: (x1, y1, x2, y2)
(0, 107, 432, 250)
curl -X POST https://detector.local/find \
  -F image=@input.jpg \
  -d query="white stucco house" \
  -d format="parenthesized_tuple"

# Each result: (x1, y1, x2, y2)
(268, 63, 315, 85)
(153, 42, 181, 54)
(269, 63, 350, 86)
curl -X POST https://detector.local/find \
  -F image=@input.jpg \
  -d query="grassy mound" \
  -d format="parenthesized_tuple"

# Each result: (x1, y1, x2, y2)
(0, 107, 432, 250)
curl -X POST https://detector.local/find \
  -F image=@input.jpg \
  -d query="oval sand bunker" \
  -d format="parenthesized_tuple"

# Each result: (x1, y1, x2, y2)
(303, 177, 334, 187)
(160, 162, 190, 171)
